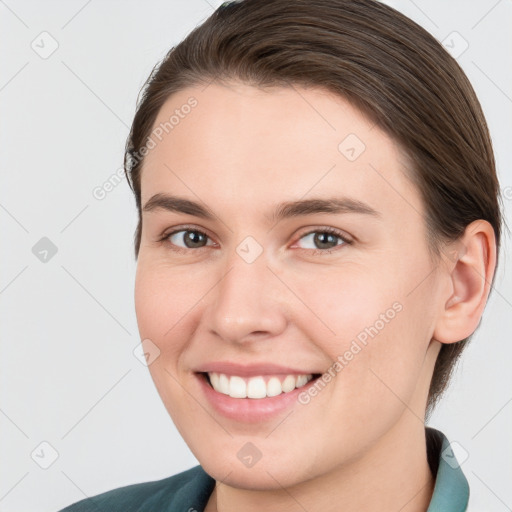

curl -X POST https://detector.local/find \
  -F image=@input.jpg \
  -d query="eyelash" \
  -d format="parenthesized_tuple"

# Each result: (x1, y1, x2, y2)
(157, 225, 353, 256)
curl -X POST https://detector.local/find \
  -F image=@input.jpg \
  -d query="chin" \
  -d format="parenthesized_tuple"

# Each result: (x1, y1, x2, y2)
(209, 461, 306, 490)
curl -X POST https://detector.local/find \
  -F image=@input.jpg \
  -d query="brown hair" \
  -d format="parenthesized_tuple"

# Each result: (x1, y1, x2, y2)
(124, 0, 504, 415)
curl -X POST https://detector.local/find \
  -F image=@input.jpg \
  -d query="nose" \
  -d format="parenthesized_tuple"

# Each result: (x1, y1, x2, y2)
(205, 252, 288, 345)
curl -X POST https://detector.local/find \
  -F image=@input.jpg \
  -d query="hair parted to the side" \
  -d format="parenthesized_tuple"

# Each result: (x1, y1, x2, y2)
(123, 0, 504, 416)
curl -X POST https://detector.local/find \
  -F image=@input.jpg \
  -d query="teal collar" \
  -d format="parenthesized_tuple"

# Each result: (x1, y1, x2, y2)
(426, 426, 470, 511)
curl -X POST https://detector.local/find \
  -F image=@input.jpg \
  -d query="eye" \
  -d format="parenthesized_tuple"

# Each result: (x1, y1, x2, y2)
(159, 226, 352, 255)
(294, 227, 352, 254)
(161, 227, 215, 252)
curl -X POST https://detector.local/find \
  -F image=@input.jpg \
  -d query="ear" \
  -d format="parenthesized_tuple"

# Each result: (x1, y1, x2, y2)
(432, 220, 497, 344)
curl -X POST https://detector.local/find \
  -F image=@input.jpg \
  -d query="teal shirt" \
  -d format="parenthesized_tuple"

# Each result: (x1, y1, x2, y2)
(59, 427, 469, 511)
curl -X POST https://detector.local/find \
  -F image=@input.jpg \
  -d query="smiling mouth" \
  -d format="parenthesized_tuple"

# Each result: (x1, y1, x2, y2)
(199, 371, 322, 399)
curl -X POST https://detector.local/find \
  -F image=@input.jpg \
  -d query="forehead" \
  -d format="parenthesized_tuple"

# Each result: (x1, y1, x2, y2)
(140, 82, 422, 223)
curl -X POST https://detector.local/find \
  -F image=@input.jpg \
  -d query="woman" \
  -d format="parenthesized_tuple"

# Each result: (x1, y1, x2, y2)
(60, 0, 503, 510)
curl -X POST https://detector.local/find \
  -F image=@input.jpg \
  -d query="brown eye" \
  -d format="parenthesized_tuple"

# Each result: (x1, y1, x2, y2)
(166, 229, 213, 250)
(296, 228, 352, 253)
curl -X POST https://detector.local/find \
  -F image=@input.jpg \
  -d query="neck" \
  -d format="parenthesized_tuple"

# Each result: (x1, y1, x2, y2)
(209, 414, 435, 512)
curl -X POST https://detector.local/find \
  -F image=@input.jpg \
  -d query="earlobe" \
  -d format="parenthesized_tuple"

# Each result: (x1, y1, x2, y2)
(432, 220, 497, 344)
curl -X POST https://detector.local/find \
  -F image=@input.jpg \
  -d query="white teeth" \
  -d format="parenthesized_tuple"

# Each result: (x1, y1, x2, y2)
(296, 374, 309, 387)
(282, 375, 296, 393)
(207, 372, 314, 399)
(210, 372, 220, 390)
(218, 373, 230, 395)
(266, 377, 283, 397)
(246, 376, 267, 399)
(229, 376, 246, 398)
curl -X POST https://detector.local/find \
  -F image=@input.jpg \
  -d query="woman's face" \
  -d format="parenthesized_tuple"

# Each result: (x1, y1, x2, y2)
(135, 81, 446, 489)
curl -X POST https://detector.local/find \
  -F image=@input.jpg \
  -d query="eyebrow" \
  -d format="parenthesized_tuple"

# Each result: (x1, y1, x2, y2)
(142, 193, 381, 223)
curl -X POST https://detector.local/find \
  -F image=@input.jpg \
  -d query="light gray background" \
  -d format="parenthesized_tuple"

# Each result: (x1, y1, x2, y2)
(1, 1, 511, 511)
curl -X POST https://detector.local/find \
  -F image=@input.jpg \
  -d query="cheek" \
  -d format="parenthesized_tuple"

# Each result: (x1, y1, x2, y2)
(134, 263, 198, 422)
(134, 263, 196, 384)
(293, 257, 434, 402)
(289, 264, 401, 354)
(134, 261, 201, 340)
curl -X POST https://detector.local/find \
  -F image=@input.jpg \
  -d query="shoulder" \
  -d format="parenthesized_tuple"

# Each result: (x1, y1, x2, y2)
(58, 465, 216, 512)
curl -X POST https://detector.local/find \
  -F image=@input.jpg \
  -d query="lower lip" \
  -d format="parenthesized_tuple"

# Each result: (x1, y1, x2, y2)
(195, 373, 320, 423)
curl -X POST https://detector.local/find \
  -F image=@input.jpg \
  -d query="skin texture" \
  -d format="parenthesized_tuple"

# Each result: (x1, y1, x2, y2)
(134, 82, 496, 512)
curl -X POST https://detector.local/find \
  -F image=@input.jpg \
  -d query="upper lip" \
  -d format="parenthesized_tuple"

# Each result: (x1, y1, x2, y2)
(194, 361, 321, 377)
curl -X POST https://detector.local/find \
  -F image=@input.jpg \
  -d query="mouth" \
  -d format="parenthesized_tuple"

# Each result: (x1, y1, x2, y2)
(198, 371, 323, 399)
